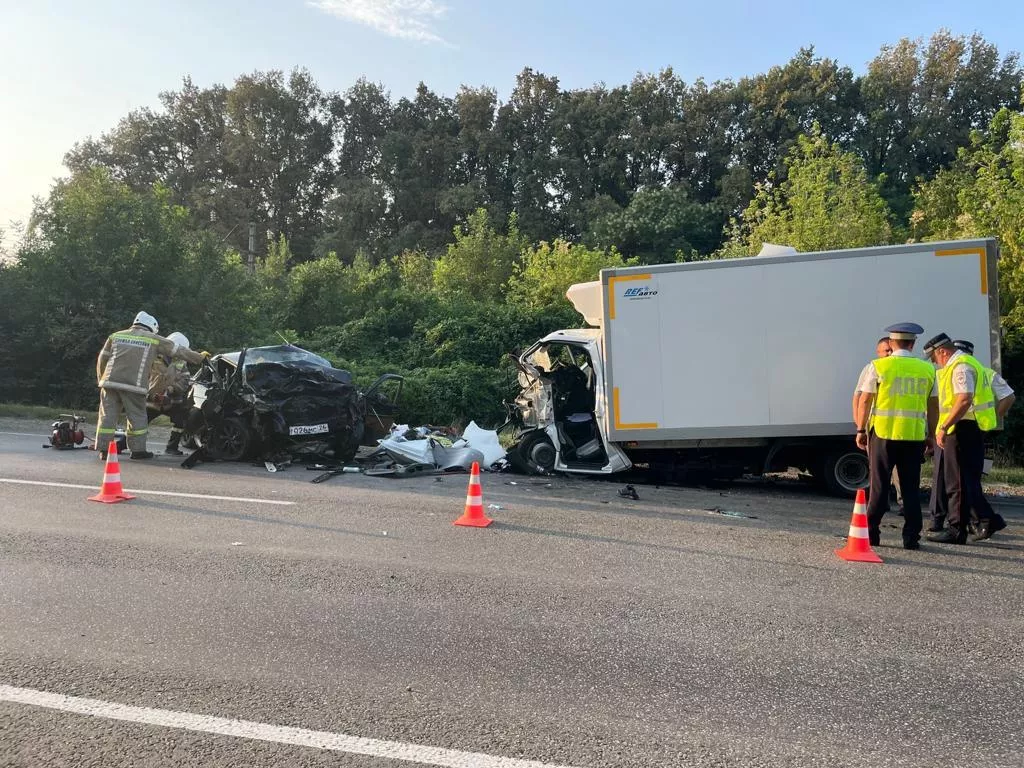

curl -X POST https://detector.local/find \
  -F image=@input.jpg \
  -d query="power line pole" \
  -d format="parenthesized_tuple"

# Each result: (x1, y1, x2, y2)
(247, 222, 256, 274)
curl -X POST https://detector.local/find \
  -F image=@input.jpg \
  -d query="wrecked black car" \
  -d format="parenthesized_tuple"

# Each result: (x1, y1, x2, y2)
(183, 345, 402, 463)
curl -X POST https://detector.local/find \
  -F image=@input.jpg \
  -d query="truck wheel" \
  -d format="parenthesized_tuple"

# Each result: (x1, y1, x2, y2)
(512, 431, 557, 475)
(820, 447, 869, 498)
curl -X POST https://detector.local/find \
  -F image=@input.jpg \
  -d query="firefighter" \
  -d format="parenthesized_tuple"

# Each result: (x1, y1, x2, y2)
(923, 333, 1005, 543)
(147, 331, 197, 456)
(853, 323, 938, 550)
(96, 312, 206, 460)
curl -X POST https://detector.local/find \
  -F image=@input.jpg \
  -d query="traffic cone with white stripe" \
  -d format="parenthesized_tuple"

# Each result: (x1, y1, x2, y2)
(88, 441, 135, 504)
(453, 462, 492, 527)
(835, 488, 882, 563)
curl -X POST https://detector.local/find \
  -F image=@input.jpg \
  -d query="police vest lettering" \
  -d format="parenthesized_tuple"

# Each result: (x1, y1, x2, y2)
(870, 356, 935, 441)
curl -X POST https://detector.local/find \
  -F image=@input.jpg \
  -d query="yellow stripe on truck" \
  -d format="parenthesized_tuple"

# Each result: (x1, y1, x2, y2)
(935, 248, 987, 294)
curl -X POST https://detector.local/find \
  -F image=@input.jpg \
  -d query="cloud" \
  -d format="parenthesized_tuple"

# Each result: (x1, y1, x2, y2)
(309, 0, 451, 45)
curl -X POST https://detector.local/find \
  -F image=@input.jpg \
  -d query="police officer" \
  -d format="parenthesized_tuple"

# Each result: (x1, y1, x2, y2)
(96, 312, 206, 460)
(930, 339, 1016, 532)
(852, 337, 902, 513)
(853, 323, 938, 549)
(923, 333, 1005, 543)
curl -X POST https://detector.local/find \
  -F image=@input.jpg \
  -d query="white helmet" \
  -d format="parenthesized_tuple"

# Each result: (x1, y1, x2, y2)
(133, 311, 159, 333)
(166, 331, 190, 349)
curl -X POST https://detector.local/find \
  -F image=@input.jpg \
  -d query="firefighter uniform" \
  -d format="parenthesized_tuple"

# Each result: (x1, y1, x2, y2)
(854, 323, 937, 549)
(924, 333, 1003, 543)
(147, 355, 193, 455)
(96, 313, 204, 458)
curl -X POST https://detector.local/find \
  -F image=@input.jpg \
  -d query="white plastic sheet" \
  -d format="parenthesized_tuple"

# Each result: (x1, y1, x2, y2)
(462, 421, 506, 468)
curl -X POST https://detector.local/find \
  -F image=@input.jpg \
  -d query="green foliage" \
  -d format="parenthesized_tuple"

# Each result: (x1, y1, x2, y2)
(431, 208, 527, 301)
(589, 186, 724, 262)
(7, 36, 1024, 448)
(719, 128, 894, 256)
(508, 240, 633, 309)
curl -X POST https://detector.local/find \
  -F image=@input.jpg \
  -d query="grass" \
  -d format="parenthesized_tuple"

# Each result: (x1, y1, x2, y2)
(0, 402, 169, 426)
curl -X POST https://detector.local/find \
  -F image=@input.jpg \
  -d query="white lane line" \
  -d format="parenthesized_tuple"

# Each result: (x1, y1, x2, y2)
(0, 684, 580, 768)
(0, 479, 295, 506)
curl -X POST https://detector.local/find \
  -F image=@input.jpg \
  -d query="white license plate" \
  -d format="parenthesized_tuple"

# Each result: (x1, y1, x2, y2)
(288, 423, 330, 436)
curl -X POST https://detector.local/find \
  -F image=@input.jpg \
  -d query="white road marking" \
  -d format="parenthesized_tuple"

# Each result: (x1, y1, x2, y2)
(0, 431, 50, 438)
(0, 479, 295, 506)
(0, 684, 579, 768)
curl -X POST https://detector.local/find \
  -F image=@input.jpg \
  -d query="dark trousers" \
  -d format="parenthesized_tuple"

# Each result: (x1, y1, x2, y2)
(929, 445, 947, 529)
(147, 402, 189, 440)
(866, 432, 924, 545)
(943, 420, 999, 541)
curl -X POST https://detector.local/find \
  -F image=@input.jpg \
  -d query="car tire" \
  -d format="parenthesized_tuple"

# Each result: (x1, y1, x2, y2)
(820, 446, 869, 498)
(205, 417, 251, 462)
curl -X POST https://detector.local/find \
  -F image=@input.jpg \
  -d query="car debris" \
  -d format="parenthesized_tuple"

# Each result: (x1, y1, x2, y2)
(359, 420, 506, 479)
(180, 344, 402, 468)
(618, 484, 640, 501)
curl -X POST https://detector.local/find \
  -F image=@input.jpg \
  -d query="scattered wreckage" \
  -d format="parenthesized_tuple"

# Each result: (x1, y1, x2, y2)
(359, 421, 507, 477)
(181, 344, 402, 467)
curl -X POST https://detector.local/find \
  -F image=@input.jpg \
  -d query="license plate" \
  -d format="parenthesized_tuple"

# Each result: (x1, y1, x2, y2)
(288, 423, 329, 436)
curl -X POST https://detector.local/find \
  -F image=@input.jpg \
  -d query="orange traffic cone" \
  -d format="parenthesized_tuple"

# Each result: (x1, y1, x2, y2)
(453, 462, 492, 527)
(835, 488, 882, 563)
(88, 441, 136, 504)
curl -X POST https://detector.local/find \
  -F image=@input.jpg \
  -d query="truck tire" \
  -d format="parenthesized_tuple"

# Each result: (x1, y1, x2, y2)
(511, 430, 556, 475)
(820, 447, 869, 498)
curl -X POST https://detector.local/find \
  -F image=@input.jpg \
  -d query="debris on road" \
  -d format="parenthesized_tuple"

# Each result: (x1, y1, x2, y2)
(362, 420, 507, 478)
(618, 484, 640, 501)
(704, 507, 759, 520)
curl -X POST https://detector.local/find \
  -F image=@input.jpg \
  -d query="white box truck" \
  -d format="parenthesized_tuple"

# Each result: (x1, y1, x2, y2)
(505, 238, 1001, 496)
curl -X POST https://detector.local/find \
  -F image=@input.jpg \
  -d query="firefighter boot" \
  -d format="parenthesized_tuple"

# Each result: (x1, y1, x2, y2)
(164, 430, 184, 457)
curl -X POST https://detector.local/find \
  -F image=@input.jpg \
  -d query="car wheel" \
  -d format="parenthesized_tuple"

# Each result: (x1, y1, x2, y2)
(205, 417, 251, 461)
(820, 446, 869, 498)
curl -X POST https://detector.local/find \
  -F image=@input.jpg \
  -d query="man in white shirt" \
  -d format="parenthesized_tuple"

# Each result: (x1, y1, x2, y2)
(852, 337, 902, 512)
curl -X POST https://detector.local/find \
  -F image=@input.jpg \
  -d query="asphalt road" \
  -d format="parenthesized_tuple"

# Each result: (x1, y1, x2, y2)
(1, 419, 1022, 767)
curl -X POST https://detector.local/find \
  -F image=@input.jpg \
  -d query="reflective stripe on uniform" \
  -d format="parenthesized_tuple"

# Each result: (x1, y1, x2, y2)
(111, 334, 160, 346)
(96, 427, 117, 434)
(872, 409, 926, 420)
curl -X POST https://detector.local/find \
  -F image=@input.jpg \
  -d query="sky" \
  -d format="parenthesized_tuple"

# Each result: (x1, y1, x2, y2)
(1, 0, 1023, 240)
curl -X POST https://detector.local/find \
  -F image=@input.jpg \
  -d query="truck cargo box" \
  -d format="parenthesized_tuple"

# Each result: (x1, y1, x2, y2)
(593, 239, 999, 444)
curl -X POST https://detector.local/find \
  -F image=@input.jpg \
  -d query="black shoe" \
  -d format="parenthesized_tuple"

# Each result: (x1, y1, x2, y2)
(164, 447, 184, 456)
(991, 516, 1008, 534)
(869, 532, 880, 547)
(129, 451, 155, 460)
(903, 540, 921, 550)
(928, 530, 966, 544)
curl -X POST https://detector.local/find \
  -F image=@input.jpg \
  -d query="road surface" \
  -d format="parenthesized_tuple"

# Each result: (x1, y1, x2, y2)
(1, 420, 1022, 767)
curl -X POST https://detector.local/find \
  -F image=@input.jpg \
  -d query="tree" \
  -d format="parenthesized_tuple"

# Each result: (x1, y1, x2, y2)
(589, 185, 724, 262)
(719, 127, 893, 256)
(432, 208, 527, 301)
(508, 240, 634, 309)
(1, 168, 256, 405)
(857, 31, 1023, 218)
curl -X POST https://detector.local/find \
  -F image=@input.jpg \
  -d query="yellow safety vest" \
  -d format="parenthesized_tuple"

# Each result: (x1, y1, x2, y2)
(938, 354, 997, 433)
(870, 356, 935, 441)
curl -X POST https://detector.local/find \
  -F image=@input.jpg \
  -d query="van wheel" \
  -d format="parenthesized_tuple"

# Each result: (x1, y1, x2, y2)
(820, 447, 869, 498)
(511, 431, 557, 475)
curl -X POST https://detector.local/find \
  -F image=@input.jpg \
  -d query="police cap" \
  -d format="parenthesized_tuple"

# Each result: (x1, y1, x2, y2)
(953, 339, 975, 355)
(884, 322, 924, 342)
(922, 332, 953, 358)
